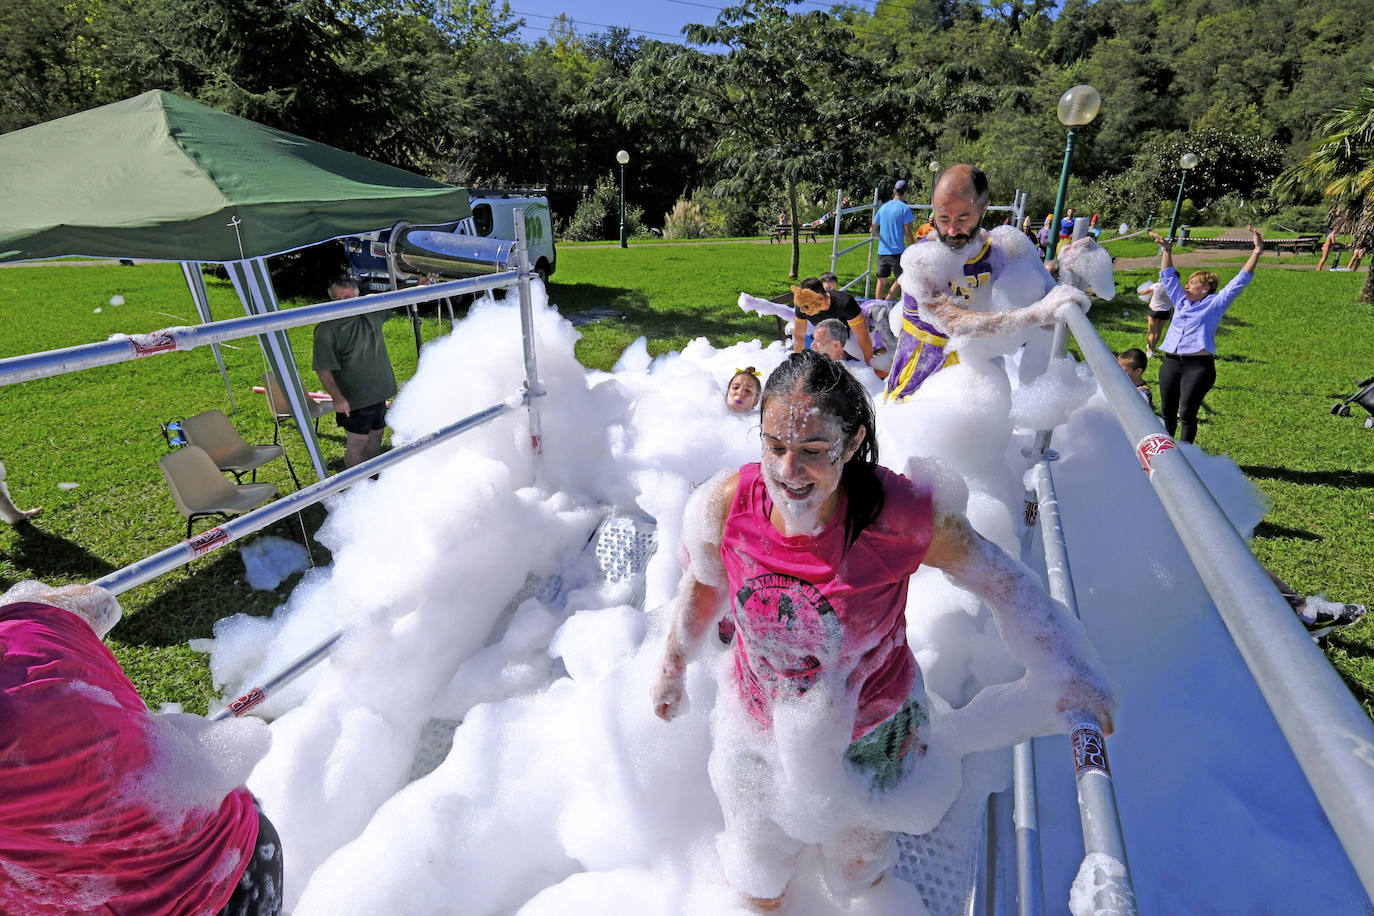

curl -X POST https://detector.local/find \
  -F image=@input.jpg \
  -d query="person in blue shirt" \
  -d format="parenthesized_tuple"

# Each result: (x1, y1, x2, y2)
(871, 180, 916, 299)
(1148, 224, 1263, 443)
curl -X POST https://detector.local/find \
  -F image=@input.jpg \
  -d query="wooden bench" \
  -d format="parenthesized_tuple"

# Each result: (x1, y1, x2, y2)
(769, 224, 818, 243)
(1271, 236, 1322, 256)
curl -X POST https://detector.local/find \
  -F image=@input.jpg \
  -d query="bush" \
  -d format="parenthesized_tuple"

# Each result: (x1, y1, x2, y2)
(662, 200, 707, 240)
(1265, 204, 1330, 235)
(562, 172, 646, 241)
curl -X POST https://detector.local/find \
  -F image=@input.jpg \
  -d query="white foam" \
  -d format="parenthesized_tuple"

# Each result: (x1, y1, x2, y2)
(189, 282, 1366, 914)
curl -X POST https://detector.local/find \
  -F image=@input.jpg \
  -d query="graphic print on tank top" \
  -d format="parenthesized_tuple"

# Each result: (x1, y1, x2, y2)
(734, 572, 843, 697)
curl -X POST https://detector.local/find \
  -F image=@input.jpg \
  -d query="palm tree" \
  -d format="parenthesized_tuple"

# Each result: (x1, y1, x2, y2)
(1276, 67, 1374, 303)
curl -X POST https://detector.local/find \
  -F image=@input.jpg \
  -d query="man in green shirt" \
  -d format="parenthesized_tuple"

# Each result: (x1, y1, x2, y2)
(312, 276, 397, 469)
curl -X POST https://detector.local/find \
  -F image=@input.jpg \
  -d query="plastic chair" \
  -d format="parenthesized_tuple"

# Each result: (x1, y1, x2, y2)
(158, 446, 277, 538)
(181, 409, 295, 487)
(261, 372, 333, 445)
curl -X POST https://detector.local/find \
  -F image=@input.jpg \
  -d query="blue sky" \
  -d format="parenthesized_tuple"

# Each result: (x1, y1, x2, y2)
(505, 0, 877, 46)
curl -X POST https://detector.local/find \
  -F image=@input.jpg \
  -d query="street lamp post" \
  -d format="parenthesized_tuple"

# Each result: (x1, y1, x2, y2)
(1168, 152, 1200, 244)
(928, 159, 940, 208)
(616, 149, 630, 249)
(1046, 84, 1101, 264)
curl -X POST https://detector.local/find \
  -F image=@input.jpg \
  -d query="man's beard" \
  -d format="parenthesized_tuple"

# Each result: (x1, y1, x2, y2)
(936, 228, 976, 251)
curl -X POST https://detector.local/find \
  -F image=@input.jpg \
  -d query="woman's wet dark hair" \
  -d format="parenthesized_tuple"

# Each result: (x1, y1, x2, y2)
(761, 350, 883, 549)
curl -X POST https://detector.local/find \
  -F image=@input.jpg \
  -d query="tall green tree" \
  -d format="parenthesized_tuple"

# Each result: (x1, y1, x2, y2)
(1276, 68, 1374, 303)
(609, 0, 920, 277)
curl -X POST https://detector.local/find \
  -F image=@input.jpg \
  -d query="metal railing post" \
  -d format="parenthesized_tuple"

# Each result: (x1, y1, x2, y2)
(1031, 454, 1138, 913)
(512, 209, 544, 457)
(1061, 304, 1374, 900)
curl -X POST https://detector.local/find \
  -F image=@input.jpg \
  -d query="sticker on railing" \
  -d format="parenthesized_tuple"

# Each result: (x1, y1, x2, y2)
(227, 687, 266, 717)
(1023, 499, 1039, 527)
(129, 331, 180, 357)
(1135, 433, 1175, 479)
(1072, 722, 1111, 778)
(187, 526, 229, 557)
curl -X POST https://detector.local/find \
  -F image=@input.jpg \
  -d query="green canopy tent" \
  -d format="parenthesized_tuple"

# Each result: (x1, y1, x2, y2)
(0, 89, 471, 480)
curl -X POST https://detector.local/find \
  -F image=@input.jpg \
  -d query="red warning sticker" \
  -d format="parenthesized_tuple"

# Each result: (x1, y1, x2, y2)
(1135, 433, 1175, 478)
(1072, 723, 1111, 778)
(187, 526, 229, 557)
(131, 332, 179, 357)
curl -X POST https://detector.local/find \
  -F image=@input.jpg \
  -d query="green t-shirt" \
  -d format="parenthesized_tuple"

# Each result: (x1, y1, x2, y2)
(311, 311, 397, 409)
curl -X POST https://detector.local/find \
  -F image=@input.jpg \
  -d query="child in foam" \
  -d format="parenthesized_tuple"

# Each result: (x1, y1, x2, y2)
(0, 581, 282, 916)
(651, 351, 1116, 908)
(725, 367, 763, 415)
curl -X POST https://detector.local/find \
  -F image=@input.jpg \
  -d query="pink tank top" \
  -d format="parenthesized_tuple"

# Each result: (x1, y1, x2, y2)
(720, 463, 933, 739)
(0, 603, 258, 916)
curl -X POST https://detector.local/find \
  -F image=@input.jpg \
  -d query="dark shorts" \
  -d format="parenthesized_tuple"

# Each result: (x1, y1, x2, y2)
(845, 698, 928, 792)
(876, 253, 903, 279)
(336, 401, 387, 435)
(1147, 307, 1172, 319)
(218, 800, 283, 916)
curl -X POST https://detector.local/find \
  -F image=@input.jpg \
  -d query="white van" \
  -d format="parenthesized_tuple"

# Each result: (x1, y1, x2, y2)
(343, 189, 556, 292)
(468, 189, 556, 279)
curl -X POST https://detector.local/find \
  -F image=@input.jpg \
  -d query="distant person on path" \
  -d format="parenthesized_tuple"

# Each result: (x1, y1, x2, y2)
(1316, 228, 1338, 270)
(0, 460, 41, 524)
(1148, 224, 1264, 444)
(0, 581, 282, 915)
(1139, 279, 1173, 358)
(313, 275, 397, 469)
(871, 180, 915, 299)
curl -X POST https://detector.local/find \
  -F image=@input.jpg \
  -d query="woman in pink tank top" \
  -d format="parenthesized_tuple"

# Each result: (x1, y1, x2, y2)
(651, 351, 1116, 909)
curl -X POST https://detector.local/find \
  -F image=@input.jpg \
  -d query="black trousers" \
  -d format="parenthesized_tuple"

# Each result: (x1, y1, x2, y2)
(1158, 352, 1216, 443)
(218, 802, 283, 916)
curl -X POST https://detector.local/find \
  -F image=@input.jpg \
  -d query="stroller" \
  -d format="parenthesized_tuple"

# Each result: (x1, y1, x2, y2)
(1330, 377, 1374, 428)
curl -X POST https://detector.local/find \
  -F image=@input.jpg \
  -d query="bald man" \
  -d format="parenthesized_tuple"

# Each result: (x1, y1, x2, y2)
(883, 164, 1099, 401)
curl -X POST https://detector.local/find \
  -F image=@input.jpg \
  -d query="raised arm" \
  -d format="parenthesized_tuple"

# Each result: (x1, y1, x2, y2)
(1241, 223, 1264, 274)
(920, 500, 1116, 735)
(1148, 230, 1174, 272)
(652, 469, 738, 721)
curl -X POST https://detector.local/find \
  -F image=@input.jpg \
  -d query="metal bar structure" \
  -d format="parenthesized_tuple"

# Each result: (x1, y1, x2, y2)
(512, 209, 544, 454)
(1012, 741, 1045, 916)
(91, 394, 528, 597)
(1061, 304, 1374, 900)
(0, 271, 519, 389)
(1030, 452, 1138, 913)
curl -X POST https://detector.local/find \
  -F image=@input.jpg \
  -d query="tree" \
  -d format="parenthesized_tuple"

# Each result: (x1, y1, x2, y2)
(606, 0, 903, 278)
(1276, 67, 1374, 303)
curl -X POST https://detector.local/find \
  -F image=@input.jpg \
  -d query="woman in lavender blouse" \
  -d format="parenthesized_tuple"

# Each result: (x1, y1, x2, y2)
(1147, 225, 1264, 443)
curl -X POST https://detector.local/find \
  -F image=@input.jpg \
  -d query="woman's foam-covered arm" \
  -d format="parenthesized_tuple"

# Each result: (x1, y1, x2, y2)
(921, 504, 1117, 737)
(652, 469, 738, 721)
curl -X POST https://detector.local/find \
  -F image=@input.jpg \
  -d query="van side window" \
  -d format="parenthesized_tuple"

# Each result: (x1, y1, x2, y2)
(472, 204, 494, 237)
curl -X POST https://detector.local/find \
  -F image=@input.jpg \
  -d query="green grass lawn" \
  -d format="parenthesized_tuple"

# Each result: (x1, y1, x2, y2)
(1, 240, 1371, 718)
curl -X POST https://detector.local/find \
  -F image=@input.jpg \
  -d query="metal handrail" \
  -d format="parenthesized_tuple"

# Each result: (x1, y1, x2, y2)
(0, 271, 519, 388)
(1030, 453, 1138, 913)
(92, 393, 531, 596)
(1062, 304, 1374, 900)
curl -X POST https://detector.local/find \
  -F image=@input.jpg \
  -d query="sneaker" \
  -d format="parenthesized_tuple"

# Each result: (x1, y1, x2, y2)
(1145, 347, 1154, 358)
(1303, 600, 1367, 638)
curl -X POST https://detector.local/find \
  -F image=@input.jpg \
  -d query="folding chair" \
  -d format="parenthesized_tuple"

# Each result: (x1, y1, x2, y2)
(158, 446, 277, 538)
(182, 408, 298, 488)
(261, 371, 333, 445)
